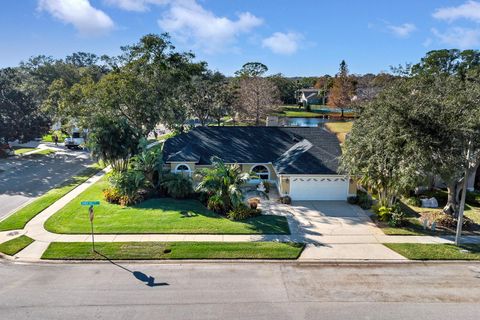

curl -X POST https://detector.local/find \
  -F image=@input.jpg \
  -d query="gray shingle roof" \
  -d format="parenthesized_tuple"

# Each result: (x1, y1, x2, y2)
(162, 126, 342, 175)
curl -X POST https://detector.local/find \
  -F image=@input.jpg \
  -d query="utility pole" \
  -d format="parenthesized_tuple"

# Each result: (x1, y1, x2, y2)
(455, 140, 473, 246)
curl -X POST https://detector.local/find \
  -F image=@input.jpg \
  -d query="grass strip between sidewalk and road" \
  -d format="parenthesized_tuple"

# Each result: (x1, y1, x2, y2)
(0, 163, 104, 231)
(384, 243, 480, 260)
(41, 242, 305, 260)
(0, 235, 34, 256)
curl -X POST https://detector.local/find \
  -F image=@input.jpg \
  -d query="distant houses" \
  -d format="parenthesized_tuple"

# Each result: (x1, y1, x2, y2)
(295, 88, 325, 106)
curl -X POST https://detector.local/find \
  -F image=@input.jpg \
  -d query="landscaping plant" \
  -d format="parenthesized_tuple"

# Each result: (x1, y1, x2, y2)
(195, 157, 252, 214)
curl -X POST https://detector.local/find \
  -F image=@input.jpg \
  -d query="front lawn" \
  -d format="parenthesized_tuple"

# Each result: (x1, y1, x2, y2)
(44, 178, 290, 235)
(12, 147, 36, 155)
(0, 164, 103, 231)
(41, 241, 304, 260)
(384, 243, 480, 260)
(0, 235, 34, 256)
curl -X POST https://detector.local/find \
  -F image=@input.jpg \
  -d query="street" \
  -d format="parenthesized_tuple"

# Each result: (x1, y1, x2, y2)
(0, 149, 93, 219)
(1, 261, 479, 320)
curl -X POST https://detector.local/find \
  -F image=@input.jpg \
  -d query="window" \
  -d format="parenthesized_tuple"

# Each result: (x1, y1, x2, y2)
(251, 165, 269, 180)
(175, 164, 191, 176)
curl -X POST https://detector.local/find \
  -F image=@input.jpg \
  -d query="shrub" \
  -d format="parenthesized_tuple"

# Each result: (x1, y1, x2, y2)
(109, 171, 145, 196)
(119, 194, 142, 206)
(405, 196, 421, 207)
(357, 192, 372, 209)
(207, 194, 225, 213)
(371, 203, 381, 214)
(347, 196, 359, 204)
(279, 196, 291, 204)
(248, 197, 260, 209)
(227, 204, 261, 220)
(160, 173, 193, 199)
(103, 187, 121, 204)
(377, 206, 392, 222)
(388, 206, 406, 227)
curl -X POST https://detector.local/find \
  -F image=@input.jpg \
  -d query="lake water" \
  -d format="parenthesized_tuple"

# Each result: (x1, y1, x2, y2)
(281, 117, 339, 127)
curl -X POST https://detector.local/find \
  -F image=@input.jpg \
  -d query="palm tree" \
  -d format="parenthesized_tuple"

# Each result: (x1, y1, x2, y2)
(195, 157, 252, 213)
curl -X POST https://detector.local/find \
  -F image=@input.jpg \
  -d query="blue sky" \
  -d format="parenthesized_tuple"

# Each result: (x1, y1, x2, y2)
(1, 0, 480, 76)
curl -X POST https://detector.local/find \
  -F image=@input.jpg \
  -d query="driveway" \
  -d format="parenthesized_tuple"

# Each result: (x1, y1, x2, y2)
(0, 149, 93, 220)
(285, 201, 406, 260)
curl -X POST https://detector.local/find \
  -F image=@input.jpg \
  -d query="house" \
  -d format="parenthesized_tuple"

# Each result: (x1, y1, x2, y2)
(295, 88, 323, 106)
(162, 126, 356, 201)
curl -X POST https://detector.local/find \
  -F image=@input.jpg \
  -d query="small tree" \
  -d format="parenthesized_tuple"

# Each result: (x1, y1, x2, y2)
(88, 116, 140, 172)
(328, 60, 355, 117)
(195, 157, 252, 213)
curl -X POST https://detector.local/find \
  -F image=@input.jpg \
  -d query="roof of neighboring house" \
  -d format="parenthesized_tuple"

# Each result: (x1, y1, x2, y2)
(163, 126, 342, 175)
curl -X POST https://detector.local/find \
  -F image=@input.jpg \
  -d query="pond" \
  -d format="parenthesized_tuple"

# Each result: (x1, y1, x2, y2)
(280, 117, 343, 127)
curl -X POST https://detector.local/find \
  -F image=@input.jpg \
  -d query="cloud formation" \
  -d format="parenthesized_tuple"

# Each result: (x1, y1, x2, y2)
(104, 0, 168, 12)
(432, 27, 480, 48)
(38, 0, 114, 36)
(157, 0, 262, 53)
(262, 32, 301, 55)
(387, 23, 416, 38)
(433, 1, 480, 23)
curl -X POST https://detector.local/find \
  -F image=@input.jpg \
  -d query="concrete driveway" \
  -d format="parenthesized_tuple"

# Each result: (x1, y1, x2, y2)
(285, 201, 406, 261)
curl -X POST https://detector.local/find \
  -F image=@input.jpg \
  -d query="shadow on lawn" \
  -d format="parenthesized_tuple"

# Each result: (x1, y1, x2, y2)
(95, 251, 169, 287)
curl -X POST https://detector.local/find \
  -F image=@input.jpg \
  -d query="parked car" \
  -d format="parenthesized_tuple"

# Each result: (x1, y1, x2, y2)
(64, 131, 85, 149)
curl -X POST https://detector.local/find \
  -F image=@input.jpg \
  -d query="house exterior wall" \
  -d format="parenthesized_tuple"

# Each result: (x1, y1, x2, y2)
(167, 162, 277, 182)
(348, 178, 357, 196)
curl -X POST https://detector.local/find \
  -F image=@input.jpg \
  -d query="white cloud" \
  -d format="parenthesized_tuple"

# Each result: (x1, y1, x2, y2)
(104, 0, 168, 12)
(262, 32, 302, 55)
(433, 1, 480, 23)
(157, 0, 263, 53)
(387, 23, 416, 38)
(38, 0, 114, 36)
(432, 27, 480, 48)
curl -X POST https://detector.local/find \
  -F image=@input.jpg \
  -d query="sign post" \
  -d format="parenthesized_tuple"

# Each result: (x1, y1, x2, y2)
(81, 201, 100, 252)
(89, 205, 95, 252)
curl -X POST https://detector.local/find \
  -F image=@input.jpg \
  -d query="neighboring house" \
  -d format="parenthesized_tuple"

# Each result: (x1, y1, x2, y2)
(162, 126, 356, 201)
(295, 88, 323, 106)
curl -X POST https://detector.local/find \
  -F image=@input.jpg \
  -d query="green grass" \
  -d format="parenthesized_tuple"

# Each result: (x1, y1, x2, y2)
(384, 243, 480, 260)
(0, 164, 103, 231)
(274, 106, 356, 118)
(26, 149, 56, 157)
(13, 147, 36, 155)
(0, 235, 34, 256)
(44, 178, 290, 235)
(158, 132, 177, 140)
(41, 241, 304, 260)
(42, 132, 67, 143)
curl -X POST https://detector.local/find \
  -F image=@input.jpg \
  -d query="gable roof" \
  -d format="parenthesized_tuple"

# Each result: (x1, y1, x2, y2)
(162, 126, 342, 175)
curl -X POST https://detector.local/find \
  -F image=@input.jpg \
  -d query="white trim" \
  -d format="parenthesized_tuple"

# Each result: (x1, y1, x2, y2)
(174, 163, 192, 175)
(250, 164, 270, 181)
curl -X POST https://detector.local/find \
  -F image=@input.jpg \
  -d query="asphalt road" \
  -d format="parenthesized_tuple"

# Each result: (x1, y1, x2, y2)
(0, 149, 93, 219)
(1, 261, 479, 320)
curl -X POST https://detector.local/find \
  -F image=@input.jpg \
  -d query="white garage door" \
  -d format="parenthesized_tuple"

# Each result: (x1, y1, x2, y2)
(289, 176, 348, 201)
